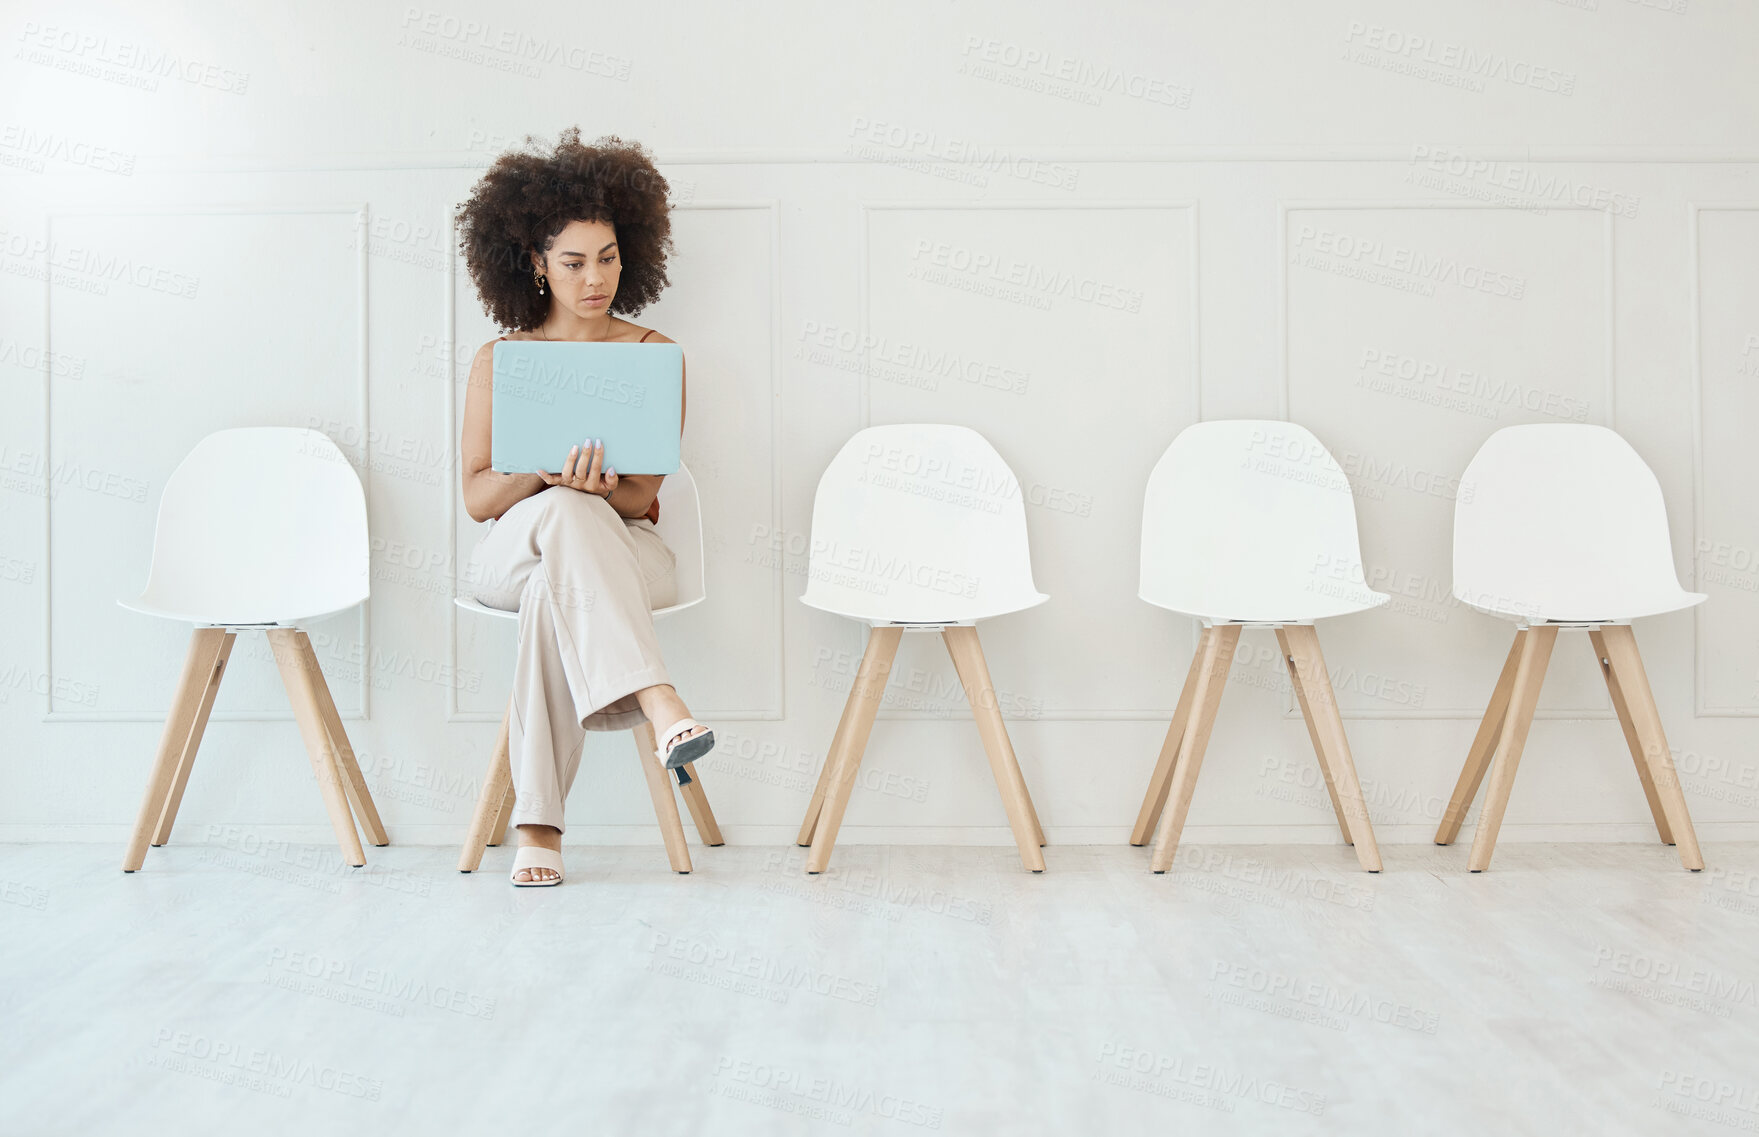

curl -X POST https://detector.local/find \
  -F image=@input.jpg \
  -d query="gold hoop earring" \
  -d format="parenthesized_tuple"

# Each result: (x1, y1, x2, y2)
(533, 268, 547, 295)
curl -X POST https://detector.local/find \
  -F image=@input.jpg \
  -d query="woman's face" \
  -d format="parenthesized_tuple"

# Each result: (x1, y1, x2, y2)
(533, 218, 620, 318)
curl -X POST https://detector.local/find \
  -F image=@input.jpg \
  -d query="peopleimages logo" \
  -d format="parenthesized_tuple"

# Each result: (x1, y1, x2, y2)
(263, 948, 497, 1019)
(1410, 146, 1641, 218)
(1095, 1043, 1328, 1115)
(1342, 22, 1577, 95)
(1657, 1070, 1759, 1119)
(1209, 961, 1440, 1033)
(1590, 945, 1757, 1016)
(14, 22, 251, 93)
(1290, 225, 1526, 299)
(712, 1056, 943, 1128)
(149, 1030, 382, 1100)
(396, 8, 632, 78)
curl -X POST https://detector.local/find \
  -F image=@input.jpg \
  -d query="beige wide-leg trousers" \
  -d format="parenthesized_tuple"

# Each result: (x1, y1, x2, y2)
(465, 485, 679, 833)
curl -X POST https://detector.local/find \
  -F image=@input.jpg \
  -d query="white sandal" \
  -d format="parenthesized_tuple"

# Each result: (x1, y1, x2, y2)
(655, 716, 715, 772)
(510, 845, 564, 887)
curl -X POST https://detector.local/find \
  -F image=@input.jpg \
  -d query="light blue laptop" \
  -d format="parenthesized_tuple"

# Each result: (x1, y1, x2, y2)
(491, 341, 683, 475)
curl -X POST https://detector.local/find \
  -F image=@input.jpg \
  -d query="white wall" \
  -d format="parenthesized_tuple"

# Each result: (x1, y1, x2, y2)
(4, 0, 1758, 847)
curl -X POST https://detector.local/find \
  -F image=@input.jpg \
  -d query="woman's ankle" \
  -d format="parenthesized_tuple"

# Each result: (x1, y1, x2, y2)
(516, 823, 562, 849)
(634, 682, 683, 715)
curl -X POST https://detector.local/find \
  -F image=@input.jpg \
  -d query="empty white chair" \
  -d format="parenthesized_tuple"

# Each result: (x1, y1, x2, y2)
(119, 427, 384, 871)
(1133, 420, 1388, 873)
(1438, 423, 1705, 871)
(454, 461, 724, 873)
(796, 424, 1050, 872)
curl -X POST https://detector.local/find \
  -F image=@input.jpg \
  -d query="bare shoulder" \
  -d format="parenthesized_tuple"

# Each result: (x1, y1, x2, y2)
(472, 332, 523, 362)
(468, 334, 519, 394)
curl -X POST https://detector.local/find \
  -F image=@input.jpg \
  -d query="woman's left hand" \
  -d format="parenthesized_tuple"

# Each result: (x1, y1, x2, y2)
(539, 438, 619, 499)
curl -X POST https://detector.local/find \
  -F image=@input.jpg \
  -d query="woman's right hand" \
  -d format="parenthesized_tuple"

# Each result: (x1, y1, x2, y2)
(538, 438, 620, 500)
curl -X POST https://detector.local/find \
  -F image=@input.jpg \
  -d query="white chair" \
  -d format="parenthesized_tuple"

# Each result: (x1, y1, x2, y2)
(794, 424, 1050, 873)
(1132, 420, 1389, 873)
(120, 427, 384, 871)
(1438, 423, 1705, 871)
(454, 461, 723, 874)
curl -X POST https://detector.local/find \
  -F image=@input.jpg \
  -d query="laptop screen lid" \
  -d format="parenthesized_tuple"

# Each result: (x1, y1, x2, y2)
(491, 340, 683, 475)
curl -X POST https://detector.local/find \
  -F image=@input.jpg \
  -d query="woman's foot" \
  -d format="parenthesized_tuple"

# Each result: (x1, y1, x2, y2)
(636, 685, 712, 765)
(657, 718, 715, 770)
(512, 823, 562, 884)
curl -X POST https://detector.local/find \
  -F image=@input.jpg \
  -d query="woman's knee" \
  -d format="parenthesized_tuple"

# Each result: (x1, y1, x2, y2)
(532, 486, 619, 544)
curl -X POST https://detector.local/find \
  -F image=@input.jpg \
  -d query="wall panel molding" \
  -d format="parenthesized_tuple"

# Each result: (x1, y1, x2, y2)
(1689, 203, 1759, 717)
(40, 205, 371, 723)
(1278, 200, 1618, 720)
(858, 199, 1203, 721)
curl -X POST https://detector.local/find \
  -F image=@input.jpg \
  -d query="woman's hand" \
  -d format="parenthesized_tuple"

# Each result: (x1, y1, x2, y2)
(539, 438, 619, 499)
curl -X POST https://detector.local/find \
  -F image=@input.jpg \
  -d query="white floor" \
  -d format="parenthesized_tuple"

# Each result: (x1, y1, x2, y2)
(1, 839, 1753, 1135)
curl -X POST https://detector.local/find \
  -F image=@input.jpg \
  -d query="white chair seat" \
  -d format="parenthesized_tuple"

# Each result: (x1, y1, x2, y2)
(118, 595, 361, 627)
(797, 424, 1049, 625)
(1139, 420, 1390, 624)
(118, 428, 369, 627)
(1453, 424, 1707, 624)
(798, 590, 1048, 626)
(1454, 584, 1706, 625)
(1140, 591, 1385, 625)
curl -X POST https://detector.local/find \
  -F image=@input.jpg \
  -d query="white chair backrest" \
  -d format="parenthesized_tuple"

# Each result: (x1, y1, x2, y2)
(130, 427, 369, 625)
(653, 460, 706, 610)
(1453, 423, 1703, 622)
(1140, 420, 1386, 622)
(800, 424, 1047, 623)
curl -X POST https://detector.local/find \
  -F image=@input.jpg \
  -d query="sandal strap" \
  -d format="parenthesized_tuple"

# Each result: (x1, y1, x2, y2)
(655, 717, 703, 751)
(511, 846, 564, 877)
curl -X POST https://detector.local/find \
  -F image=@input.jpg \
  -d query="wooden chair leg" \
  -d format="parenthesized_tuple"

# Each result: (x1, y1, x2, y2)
(150, 631, 235, 847)
(1280, 625, 1382, 872)
(458, 701, 513, 871)
(958, 631, 1047, 848)
(489, 786, 514, 846)
(1275, 626, 1352, 846)
(293, 631, 387, 847)
(1131, 629, 1211, 846)
(1149, 624, 1240, 872)
(798, 661, 865, 846)
(1467, 625, 1557, 872)
(123, 627, 230, 871)
(805, 625, 902, 874)
(1436, 630, 1527, 844)
(636, 720, 694, 873)
(941, 625, 1047, 871)
(1588, 628, 1675, 845)
(1597, 624, 1704, 870)
(1025, 781, 1048, 847)
(267, 628, 365, 867)
(678, 767, 725, 846)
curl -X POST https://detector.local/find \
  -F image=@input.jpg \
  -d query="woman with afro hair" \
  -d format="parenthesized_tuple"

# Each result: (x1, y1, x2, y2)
(456, 128, 713, 886)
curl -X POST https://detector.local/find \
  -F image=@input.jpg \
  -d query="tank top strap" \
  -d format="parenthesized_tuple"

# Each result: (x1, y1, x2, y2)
(638, 329, 656, 342)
